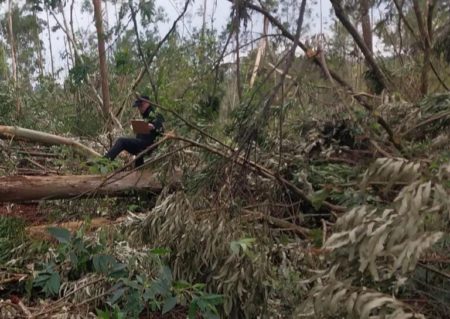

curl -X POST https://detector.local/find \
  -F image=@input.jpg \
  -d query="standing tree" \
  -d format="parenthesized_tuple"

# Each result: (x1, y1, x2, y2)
(93, 0, 112, 131)
(6, 0, 19, 113)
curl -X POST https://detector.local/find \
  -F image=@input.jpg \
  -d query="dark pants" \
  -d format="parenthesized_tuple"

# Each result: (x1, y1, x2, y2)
(105, 137, 153, 167)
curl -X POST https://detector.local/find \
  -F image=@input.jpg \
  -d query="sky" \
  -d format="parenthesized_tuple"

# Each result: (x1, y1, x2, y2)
(37, 0, 337, 78)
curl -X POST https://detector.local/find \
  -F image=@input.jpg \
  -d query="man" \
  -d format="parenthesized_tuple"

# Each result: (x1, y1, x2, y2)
(105, 95, 164, 167)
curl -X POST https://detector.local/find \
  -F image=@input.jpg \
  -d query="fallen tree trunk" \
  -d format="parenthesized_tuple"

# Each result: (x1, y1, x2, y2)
(0, 125, 101, 158)
(0, 171, 161, 202)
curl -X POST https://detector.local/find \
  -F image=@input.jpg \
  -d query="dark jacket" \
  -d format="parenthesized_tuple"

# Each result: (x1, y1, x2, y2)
(137, 107, 165, 144)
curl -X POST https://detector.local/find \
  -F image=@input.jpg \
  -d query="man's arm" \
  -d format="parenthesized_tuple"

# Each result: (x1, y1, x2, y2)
(150, 113, 165, 134)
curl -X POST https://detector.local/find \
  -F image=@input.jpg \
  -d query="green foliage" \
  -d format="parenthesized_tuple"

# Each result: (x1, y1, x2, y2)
(230, 237, 256, 256)
(104, 249, 222, 318)
(44, 226, 124, 280)
(114, 47, 134, 75)
(0, 216, 27, 263)
(47, 226, 72, 243)
(418, 93, 450, 135)
(33, 262, 61, 297)
(68, 55, 96, 86)
(34, 227, 221, 318)
(0, 82, 15, 123)
(86, 157, 121, 174)
(96, 306, 126, 319)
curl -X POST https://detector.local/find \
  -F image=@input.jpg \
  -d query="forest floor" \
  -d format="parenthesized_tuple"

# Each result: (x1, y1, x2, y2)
(0, 203, 47, 225)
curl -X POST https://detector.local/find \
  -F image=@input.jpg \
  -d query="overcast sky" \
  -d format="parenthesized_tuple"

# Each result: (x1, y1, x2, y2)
(33, 0, 334, 78)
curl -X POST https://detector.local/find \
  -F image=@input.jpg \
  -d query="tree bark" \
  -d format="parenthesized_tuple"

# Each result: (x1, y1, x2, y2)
(117, 0, 191, 119)
(57, 1, 75, 66)
(7, 0, 17, 85)
(330, 0, 390, 92)
(33, 10, 44, 78)
(249, 17, 269, 88)
(93, 0, 112, 131)
(46, 7, 55, 77)
(0, 171, 161, 202)
(360, 0, 373, 53)
(7, 0, 19, 114)
(413, 0, 431, 96)
(0, 125, 100, 158)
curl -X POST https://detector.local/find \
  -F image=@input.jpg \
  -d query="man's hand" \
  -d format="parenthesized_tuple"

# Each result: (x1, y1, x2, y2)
(148, 123, 155, 130)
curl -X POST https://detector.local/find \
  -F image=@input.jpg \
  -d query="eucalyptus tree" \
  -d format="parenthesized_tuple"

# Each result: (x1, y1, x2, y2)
(93, 0, 112, 131)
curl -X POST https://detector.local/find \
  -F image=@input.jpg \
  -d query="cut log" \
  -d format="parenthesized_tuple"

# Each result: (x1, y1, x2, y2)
(0, 125, 101, 158)
(0, 171, 161, 202)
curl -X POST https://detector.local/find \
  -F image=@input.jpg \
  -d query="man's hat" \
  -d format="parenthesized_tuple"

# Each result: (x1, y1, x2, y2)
(133, 95, 151, 107)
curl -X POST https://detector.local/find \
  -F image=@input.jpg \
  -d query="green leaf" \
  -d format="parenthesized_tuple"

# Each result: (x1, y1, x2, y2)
(310, 189, 330, 210)
(93, 254, 117, 274)
(199, 294, 223, 305)
(150, 247, 171, 256)
(95, 309, 110, 319)
(173, 280, 191, 290)
(109, 263, 128, 278)
(43, 272, 60, 296)
(107, 287, 126, 305)
(100, 165, 108, 174)
(160, 265, 173, 283)
(162, 295, 177, 314)
(188, 301, 198, 319)
(47, 227, 72, 244)
(230, 238, 256, 254)
(230, 241, 240, 255)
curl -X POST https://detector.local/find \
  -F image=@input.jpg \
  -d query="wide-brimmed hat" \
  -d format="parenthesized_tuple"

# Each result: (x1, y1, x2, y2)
(132, 95, 151, 107)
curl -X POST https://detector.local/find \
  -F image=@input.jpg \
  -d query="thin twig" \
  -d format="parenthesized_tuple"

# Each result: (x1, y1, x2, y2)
(242, 208, 310, 238)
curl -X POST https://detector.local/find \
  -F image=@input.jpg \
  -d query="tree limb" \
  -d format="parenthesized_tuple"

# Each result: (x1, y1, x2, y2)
(330, 0, 390, 92)
(0, 125, 100, 158)
(116, 0, 191, 118)
(231, 0, 402, 151)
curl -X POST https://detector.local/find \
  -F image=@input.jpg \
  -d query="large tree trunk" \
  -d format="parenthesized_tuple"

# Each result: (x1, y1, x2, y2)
(7, 0, 17, 85)
(0, 125, 100, 158)
(46, 7, 55, 77)
(0, 171, 161, 202)
(249, 17, 269, 88)
(330, 0, 389, 92)
(33, 11, 44, 78)
(7, 0, 20, 114)
(93, 0, 112, 131)
(360, 0, 373, 53)
(412, 0, 436, 97)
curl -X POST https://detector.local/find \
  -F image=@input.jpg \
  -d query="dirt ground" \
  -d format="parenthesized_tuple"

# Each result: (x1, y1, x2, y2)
(0, 203, 48, 225)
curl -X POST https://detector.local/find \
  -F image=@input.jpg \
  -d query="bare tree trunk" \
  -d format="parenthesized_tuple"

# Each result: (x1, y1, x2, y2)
(249, 17, 269, 88)
(360, 0, 373, 53)
(63, 37, 71, 71)
(46, 7, 55, 77)
(57, 1, 75, 65)
(330, 0, 390, 92)
(412, 0, 430, 96)
(7, 0, 17, 85)
(412, 0, 438, 96)
(93, 0, 112, 131)
(0, 171, 161, 202)
(0, 125, 100, 158)
(50, 3, 121, 128)
(33, 11, 44, 78)
(235, 35, 242, 101)
(202, 0, 207, 35)
(7, 0, 19, 114)
(233, 0, 402, 151)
